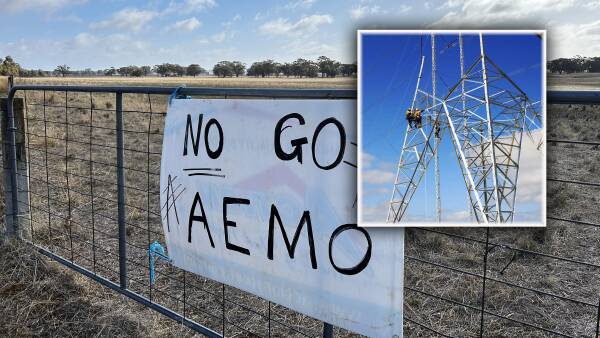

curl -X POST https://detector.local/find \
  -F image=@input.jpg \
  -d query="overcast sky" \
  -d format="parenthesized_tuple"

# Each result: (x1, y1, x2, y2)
(0, 0, 597, 70)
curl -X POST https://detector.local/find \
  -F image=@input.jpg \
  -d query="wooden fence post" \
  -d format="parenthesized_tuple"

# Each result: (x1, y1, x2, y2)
(1, 95, 30, 240)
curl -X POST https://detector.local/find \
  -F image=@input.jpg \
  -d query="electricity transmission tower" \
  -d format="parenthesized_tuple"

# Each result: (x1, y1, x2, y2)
(387, 33, 542, 224)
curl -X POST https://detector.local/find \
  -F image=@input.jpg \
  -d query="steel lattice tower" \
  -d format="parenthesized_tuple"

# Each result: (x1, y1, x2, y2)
(387, 33, 542, 224)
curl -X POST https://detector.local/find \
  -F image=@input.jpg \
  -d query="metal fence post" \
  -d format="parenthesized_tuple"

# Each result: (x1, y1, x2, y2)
(116, 92, 127, 288)
(1, 91, 30, 240)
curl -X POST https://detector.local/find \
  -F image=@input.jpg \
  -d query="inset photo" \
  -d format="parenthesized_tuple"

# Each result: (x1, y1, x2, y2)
(358, 30, 546, 227)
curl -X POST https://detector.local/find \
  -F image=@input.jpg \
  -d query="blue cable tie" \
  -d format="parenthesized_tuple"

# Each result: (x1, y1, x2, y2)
(148, 240, 172, 285)
(168, 85, 191, 106)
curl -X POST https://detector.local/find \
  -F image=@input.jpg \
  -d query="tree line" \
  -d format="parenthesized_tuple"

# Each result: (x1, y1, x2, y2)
(247, 57, 356, 78)
(9, 53, 600, 78)
(1, 55, 356, 78)
(547, 56, 600, 74)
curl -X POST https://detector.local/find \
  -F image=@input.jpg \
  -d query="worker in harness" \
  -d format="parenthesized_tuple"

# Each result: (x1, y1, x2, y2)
(433, 119, 441, 138)
(414, 109, 422, 128)
(406, 109, 414, 128)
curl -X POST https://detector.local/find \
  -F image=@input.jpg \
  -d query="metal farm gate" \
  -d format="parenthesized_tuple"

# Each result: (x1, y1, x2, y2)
(1, 84, 600, 337)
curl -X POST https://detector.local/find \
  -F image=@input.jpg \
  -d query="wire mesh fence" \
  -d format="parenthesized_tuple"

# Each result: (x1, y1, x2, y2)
(3, 86, 356, 338)
(1, 85, 599, 337)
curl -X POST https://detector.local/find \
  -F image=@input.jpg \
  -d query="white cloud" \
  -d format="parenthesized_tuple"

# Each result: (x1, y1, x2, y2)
(211, 31, 227, 42)
(515, 129, 544, 204)
(168, 17, 201, 31)
(437, 0, 462, 10)
(362, 169, 395, 185)
(209, 15, 238, 43)
(445, 210, 470, 222)
(551, 20, 600, 58)
(350, 4, 384, 19)
(584, 0, 600, 8)
(361, 152, 375, 168)
(398, 4, 411, 13)
(51, 14, 83, 23)
(284, 0, 316, 9)
(90, 8, 157, 32)
(362, 201, 389, 222)
(222, 14, 241, 27)
(73, 32, 96, 47)
(283, 39, 337, 58)
(435, 0, 575, 26)
(182, 0, 216, 13)
(259, 14, 333, 37)
(0, 0, 84, 13)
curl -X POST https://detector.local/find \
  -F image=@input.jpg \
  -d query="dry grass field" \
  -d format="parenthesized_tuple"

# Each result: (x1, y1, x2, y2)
(548, 73, 600, 90)
(0, 74, 598, 337)
(0, 76, 8, 94)
(19, 75, 355, 89)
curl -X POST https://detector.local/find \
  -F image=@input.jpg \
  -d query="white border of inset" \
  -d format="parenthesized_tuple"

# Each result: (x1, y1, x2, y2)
(357, 29, 547, 227)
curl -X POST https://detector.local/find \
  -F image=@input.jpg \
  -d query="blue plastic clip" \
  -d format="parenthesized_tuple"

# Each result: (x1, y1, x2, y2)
(168, 85, 191, 106)
(148, 241, 172, 285)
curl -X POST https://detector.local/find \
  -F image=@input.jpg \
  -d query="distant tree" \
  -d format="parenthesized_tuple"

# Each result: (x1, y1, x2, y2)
(279, 63, 293, 77)
(548, 58, 582, 74)
(230, 61, 246, 77)
(118, 66, 132, 76)
(317, 56, 340, 77)
(19, 68, 32, 77)
(0, 56, 21, 76)
(80, 68, 93, 76)
(213, 61, 234, 77)
(186, 64, 205, 77)
(155, 63, 185, 77)
(291, 58, 318, 78)
(54, 64, 70, 77)
(247, 60, 278, 77)
(587, 57, 600, 72)
(141, 66, 152, 76)
(130, 67, 144, 77)
(104, 67, 117, 76)
(340, 63, 357, 77)
(155, 63, 171, 77)
(173, 64, 186, 77)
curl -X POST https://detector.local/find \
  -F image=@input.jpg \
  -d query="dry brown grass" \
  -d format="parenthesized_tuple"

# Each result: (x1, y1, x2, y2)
(548, 73, 600, 90)
(0, 240, 199, 337)
(0, 76, 8, 94)
(20, 75, 355, 89)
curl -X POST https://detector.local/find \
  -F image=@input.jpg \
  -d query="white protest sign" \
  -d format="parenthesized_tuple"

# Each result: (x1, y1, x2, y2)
(160, 99, 403, 337)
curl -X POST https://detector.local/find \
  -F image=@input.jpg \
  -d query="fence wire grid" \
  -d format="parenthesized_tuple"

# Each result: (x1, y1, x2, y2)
(1, 85, 599, 338)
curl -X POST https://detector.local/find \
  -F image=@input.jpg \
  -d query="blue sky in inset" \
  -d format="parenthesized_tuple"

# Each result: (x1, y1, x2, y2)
(360, 32, 543, 223)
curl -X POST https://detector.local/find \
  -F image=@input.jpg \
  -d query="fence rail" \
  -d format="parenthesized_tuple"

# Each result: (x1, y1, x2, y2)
(1, 84, 598, 337)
